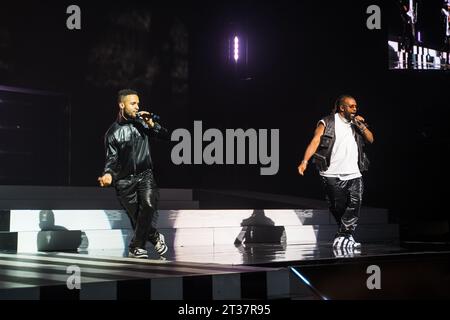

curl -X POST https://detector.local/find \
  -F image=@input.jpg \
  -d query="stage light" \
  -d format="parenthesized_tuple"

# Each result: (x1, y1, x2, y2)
(233, 35, 239, 62)
(290, 267, 329, 300)
(226, 26, 251, 79)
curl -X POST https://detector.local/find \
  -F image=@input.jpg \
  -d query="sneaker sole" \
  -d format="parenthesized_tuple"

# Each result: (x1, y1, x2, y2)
(332, 243, 361, 249)
(128, 253, 148, 259)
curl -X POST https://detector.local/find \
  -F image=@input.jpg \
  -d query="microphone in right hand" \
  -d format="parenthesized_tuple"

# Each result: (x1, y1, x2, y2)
(351, 114, 368, 131)
(137, 111, 160, 122)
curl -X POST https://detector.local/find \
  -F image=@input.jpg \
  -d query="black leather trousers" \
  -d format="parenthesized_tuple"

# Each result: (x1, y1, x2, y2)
(321, 176, 363, 236)
(115, 169, 160, 249)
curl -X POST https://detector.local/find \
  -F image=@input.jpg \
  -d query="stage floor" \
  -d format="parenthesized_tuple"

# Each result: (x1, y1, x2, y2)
(78, 242, 413, 266)
(1, 242, 449, 300)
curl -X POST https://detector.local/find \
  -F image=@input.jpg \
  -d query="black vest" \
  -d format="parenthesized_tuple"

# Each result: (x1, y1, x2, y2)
(312, 114, 370, 172)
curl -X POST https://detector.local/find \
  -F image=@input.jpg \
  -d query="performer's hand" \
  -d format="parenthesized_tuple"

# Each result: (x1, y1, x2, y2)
(98, 174, 112, 187)
(354, 115, 365, 123)
(298, 161, 308, 176)
(354, 115, 367, 132)
(138, 111, 155, 128)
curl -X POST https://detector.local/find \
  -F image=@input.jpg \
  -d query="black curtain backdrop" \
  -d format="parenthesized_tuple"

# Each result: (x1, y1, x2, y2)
(0, 0, 449, 225)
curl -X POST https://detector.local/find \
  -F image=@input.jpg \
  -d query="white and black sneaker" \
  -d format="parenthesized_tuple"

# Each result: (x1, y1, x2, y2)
(128, 247, 148, 259)
(333, 246, 361, 258)
(333, 234, 361, 249)
(333, 236, 346, 248)
(347, 235, 361, 248)
(153, 233, 168, 256)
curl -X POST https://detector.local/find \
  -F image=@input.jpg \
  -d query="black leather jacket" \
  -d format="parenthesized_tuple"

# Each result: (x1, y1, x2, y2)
(312, 114, 370, 172)
(103, 115, 169, 183)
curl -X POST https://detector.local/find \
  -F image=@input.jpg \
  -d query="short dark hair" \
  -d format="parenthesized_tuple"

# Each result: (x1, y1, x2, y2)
(117, 89, 138, 103)
(333, 94, 355, 113)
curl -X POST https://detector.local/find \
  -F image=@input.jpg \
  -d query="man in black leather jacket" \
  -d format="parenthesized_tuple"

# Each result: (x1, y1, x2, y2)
(98, 89, 170, 259)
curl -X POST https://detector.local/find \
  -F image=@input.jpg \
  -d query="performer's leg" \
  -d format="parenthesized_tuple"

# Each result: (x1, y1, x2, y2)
(135, 170, 159, 242)
(115, 178, 141, 247)
(321, 176, 347, 229)
(339, 177, 363, 236)
(135, 169, 167, 255)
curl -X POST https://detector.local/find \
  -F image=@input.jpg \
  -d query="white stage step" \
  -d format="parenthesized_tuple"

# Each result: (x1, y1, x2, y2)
(5, 208, 390, 232)
(1, 224, 399, 252)
(0, 200, 199, 210)
(0, 186, 198, 209)
(1, 202, 398, 253)
(158, 224, 398, 247)
(0, 186, 194, 200)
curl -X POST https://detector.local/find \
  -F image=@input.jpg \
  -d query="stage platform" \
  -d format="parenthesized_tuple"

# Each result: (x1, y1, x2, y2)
(1, 186, 449, 300)
(1, 243, 449, 300)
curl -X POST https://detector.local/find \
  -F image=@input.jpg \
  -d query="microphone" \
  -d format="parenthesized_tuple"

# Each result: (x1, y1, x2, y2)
(350, 114, 362, 124)
(351, 114, 368, 131)
(136, 111, 163, 130)
(137, 111, 161, 122)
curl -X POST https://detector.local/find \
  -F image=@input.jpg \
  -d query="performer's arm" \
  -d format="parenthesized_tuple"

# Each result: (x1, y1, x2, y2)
(149, 121, 170, 140)
(298, 123, 325, 176)
(98, 135, 119, 187)
(139, 111, 170, 141)
(359, 127, 374, 144)
(354, 115, 375, 144)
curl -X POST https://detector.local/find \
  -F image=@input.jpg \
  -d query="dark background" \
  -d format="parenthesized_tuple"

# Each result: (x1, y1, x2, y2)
(0, 0, 449, 239)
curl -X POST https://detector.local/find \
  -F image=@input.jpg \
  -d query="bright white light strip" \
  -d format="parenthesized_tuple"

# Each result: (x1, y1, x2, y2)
(290, 267, 329, 300)
(234, 36, 239, 62)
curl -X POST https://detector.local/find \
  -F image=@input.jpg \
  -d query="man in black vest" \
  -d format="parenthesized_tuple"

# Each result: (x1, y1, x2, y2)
(98, 89, 170, 259)
(298, 95, 374, 249)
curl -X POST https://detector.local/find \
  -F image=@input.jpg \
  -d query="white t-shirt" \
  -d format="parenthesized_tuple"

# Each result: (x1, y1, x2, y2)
(319, 113, 362, 181)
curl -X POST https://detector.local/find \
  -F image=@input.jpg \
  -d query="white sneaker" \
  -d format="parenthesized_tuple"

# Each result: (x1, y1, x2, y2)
(154, 233, 168, 256)
(333, 235, 361, 249)
(333, 236, 346, 248)
(333, 246, 361, 257)
(128, 247, 148, 259)
(347, 235, 361, 248)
